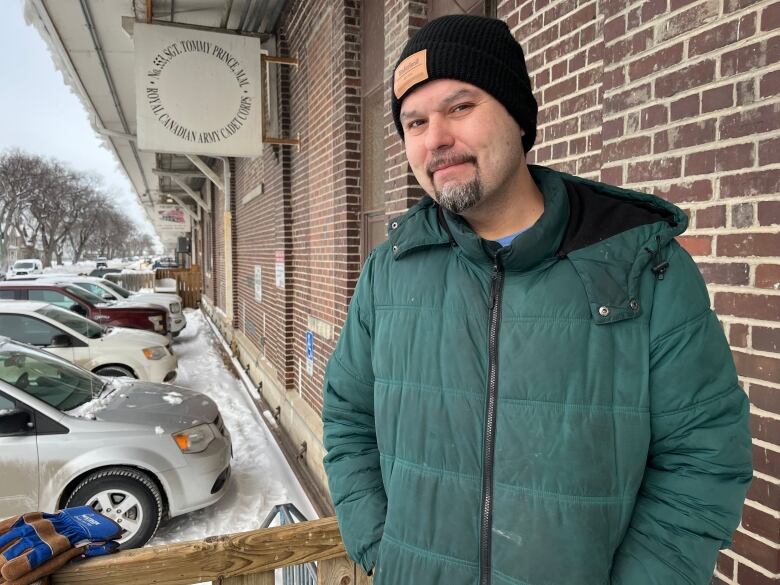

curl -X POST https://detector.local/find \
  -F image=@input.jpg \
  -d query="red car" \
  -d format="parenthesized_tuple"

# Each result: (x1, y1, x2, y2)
(0, 281, 168, 335)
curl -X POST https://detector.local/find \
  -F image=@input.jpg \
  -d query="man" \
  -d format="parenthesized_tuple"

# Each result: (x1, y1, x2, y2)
(322, 15, 752, 585)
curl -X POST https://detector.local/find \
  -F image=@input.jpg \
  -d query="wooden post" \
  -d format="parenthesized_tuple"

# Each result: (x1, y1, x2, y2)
(318, 556, 373, 585)
(318, 556, 355, 585)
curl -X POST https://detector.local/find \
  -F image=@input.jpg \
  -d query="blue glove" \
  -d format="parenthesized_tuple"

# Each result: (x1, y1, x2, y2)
(0, 506, 122, 585)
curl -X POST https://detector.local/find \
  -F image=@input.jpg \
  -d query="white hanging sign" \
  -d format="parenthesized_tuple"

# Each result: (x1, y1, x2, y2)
(134, 24, 263, 156)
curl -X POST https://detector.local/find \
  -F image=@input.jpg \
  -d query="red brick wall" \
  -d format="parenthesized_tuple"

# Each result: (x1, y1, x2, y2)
(505, 0, 780, 582)
(234, 144, 294, 387)
(205, 0, 365, 411)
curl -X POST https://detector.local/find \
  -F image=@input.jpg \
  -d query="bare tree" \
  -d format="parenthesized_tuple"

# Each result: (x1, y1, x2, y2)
(26, 164, 100, 267)
(1, 151, 156, 268)
(68, 193, 105, 264)
(0, 150, 49, 268)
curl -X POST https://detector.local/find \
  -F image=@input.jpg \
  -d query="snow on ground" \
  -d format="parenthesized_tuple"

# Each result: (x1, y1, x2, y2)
(148, 308, 316, 546)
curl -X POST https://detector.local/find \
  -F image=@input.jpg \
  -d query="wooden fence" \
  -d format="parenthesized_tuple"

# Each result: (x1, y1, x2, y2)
(49, 517, 372, 585)
(105, 272, 155, 292)
(157, 267, 203, 309)
(106, 267, 203, 308)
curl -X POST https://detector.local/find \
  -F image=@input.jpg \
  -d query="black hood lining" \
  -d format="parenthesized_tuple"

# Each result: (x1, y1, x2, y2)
(556, 180, 677, 257)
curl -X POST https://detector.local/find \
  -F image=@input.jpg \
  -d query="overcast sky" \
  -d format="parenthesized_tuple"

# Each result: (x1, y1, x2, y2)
(0, 0, 154, 236)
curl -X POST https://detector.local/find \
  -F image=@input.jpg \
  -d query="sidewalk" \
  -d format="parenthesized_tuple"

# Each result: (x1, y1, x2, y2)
(148, 308, 316, 545)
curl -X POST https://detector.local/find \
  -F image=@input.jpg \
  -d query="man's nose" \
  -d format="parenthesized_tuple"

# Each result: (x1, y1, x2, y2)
(424, 115, 455, 152)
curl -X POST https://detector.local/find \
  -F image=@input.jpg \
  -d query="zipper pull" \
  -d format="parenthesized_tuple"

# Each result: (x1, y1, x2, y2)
(488, 263, 499, 309)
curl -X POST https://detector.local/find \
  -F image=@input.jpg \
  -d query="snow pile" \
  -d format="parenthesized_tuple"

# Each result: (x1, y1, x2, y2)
(162, 391, 183, 405)
(148, 309, 315, 547)
(65, 395, 111, 419)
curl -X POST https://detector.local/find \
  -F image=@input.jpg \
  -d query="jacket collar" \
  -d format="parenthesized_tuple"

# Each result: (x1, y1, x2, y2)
(388, 165, 569, 270)
(388, 164, 688, 321)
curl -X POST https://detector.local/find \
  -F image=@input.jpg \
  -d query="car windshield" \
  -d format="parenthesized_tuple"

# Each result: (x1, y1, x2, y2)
(14, 262, 34, 269)
(64, 285, 107, 305)
(0, 341, 101, 410)
(100, 279, 131, 298)
(36, 305, 104, 339)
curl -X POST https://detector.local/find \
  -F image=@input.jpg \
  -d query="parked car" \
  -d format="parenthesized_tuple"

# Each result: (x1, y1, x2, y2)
(6, 259, 43, 278)
(89, 268, 122, 278)
(153, 257, 179, 269)
(0, 281, 168, 335)
(35, 275, 187, 336)
(95, 257, 108, 269)
(0, 302, 177, 382)
(0, 337, 231, 548)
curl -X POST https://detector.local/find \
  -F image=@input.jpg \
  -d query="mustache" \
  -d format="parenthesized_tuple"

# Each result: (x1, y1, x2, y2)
(426, 153, 477, 176)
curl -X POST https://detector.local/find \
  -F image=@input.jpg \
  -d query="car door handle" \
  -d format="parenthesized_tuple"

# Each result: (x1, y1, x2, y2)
(94, 315, 110, 321)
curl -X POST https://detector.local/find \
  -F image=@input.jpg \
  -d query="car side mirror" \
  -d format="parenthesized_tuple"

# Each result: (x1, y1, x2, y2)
(49, 334, 72, 348)
(0, 409, 32, 435)
(102, 293, 113, 300)
(70, 304, 88, 317)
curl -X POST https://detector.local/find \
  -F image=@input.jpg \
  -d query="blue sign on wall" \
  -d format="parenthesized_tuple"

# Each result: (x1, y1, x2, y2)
(306, 331, 314, 360)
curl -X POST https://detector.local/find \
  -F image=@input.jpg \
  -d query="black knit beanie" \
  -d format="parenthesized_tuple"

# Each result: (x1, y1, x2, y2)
(391, 15, 538, 153)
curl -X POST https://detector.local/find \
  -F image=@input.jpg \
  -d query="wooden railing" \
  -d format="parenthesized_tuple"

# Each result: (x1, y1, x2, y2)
(50, 517, 372, 585)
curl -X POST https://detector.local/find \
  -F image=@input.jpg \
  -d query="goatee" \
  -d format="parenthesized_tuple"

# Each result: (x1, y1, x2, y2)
(436, 178, 483, 215)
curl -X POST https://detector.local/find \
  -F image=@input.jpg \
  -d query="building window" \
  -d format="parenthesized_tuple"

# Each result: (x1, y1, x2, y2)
(361, 0, 387, 261)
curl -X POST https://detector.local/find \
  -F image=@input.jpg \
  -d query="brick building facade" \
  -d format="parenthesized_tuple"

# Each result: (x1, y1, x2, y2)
(195, 1, 779, 582)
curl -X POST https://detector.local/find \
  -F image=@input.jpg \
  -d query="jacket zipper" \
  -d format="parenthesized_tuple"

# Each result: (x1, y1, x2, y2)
(481, 259, 504, 585)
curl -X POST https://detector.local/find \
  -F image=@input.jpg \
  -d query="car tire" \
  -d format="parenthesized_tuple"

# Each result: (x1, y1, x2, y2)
(64, 467, 163, 549)
(94, 364, 136, 378)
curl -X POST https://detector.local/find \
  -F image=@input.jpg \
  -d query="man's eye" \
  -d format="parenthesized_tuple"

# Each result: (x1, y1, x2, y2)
(452, 103, 472, 113)
(407, 120, 425, 130)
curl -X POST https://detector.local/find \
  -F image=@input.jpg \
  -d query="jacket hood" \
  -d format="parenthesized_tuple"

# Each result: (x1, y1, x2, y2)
(387, 164, 689, 324)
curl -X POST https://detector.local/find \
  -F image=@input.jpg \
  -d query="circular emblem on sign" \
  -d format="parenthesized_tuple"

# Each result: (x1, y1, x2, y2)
(144, 39, 253, 145)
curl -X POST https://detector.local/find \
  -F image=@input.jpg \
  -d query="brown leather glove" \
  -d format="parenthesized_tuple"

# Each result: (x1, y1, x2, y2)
(0, 508, 121, 585)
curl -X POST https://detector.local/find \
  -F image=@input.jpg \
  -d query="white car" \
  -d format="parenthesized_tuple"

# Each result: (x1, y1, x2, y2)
(0, 301, 177, 383)
(34, 275, 186, 336)
(6, 259, 43, 278)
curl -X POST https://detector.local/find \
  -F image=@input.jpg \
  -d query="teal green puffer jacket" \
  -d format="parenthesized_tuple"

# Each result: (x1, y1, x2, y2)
(322, 164, 752, 585)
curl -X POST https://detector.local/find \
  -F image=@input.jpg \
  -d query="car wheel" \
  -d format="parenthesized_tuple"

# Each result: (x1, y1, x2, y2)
(64, 467, 163, 549)
(94, 365, 136, 378)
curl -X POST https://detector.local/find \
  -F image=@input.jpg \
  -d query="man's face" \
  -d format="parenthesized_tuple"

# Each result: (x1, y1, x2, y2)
(399, 79, 526, 215)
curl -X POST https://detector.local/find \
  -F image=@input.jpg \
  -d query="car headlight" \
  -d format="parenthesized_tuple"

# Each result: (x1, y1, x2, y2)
(170, 302, 181, 314)
(172, 424, 215, 453)
(142, 346, 167, 360)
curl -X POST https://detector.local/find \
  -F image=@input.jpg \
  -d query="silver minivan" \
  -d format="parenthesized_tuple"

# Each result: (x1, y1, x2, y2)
(0, 337, 231, 548)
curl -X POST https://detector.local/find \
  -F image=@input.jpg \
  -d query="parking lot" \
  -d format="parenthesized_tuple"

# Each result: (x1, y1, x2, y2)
(148, 308, 315, 545)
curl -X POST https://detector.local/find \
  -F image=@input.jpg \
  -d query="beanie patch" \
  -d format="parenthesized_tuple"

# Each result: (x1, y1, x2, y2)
(394, 49, 428, 100)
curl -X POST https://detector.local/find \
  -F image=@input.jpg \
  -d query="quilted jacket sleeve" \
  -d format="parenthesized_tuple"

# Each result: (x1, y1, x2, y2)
(322, 252, 385, 574)
(611, 242, 753, 585)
